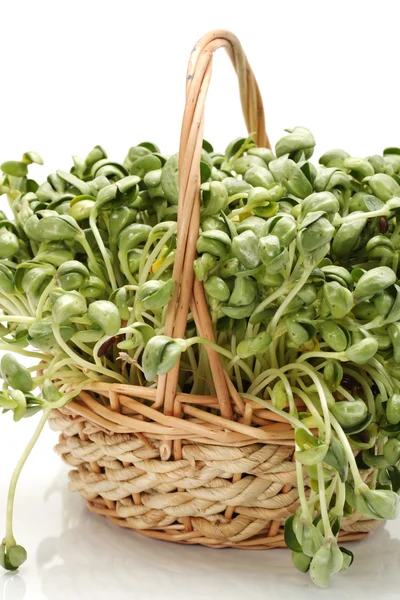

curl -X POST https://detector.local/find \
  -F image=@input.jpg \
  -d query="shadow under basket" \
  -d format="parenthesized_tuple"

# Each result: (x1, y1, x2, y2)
(51, 30, 380, 550)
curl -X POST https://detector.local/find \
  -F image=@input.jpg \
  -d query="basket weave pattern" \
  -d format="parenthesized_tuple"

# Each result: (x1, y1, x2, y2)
(51, 30, 379, 549)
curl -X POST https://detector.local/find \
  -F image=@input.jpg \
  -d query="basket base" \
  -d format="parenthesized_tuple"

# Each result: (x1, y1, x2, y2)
(52, 410, 381, 550)
(86, 498, 379, 550)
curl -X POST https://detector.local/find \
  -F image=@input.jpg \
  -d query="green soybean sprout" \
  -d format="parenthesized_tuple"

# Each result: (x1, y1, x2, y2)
(1, 129, 400, 587)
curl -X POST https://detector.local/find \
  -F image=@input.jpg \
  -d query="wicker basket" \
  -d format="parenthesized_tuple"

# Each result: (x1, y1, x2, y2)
(50, 29, 379, 549)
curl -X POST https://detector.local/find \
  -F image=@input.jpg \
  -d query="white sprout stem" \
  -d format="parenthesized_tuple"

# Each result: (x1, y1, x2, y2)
(89, 213, 117, 291)
(268, 265, 313, 335)
(5, 407, 51, 544)
(285, 239, 297, 278)
(240, 392, 310, 432)
(92, 334, 111, 367)
(52, 323, 126, 383)
(139, 225, 178, 284)
(325, 471, 338, 508)
(363, 365, 388, 402)
(46, 357, 83, 379)
(0, 293, 28, 317)
(292, 387, 326, 434)
(247, 368, 297, 415)
(339, 208, 388, 223)
(317, 462, 333, 539)
(0, 297, 19, 316)
(26, 363, 46, 373)
(35, 278, 56, 320)
(11, 292, 31, 315)
(247, 367, 277, 394)
(343, 367, 376, 415)
(254, 357, 265, 379)
(26, 294, 36, 316)
(44, 351, 65, 373)
(226, 354, 241, 374)
(152, 252, 176, 280)
(332, 476, 346, 517)
(278, 334, 286, 368)
(296, 458, 312, 521)
(230, 330, 244, 393)
(337, 385, 356, 403)
(70, 339, 98, 358)
(141, 312, 160, 326)
(362, 316, 384, 331)
(268, 369, 296, 414)
(369, 358, 396, 395)
(119, 252, 138, 286)
(49, 371, 86, 381)
(92, 328, 140, 368)
(0, 344, 48, 361)
(296, 350, 344, 363)
(78, 233, 109, 286)
(0, 315, 35, 324)
(330, 413, 364, 490)
(252, 284, 290, 319)
(268, 337, 280, 370)
(71, 339, 116, 376)
(282, 362, 332, 445)
(184, 336, 255, 382)
(50, 380, 90, 409)
(185, 345, 198, 374)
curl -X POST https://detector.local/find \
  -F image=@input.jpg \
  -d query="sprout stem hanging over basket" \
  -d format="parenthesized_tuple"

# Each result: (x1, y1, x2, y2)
(1, 29, 400, 587)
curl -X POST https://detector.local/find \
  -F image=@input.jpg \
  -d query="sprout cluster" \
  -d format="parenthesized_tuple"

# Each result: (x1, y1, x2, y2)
(1, 128, 400, 585)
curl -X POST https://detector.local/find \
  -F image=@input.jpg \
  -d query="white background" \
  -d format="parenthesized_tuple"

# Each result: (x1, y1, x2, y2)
(1, 1, 400, 598)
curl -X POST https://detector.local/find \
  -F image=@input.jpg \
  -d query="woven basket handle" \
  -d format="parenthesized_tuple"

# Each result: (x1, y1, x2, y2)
(183, 30, 269, 153)
(156, 31, 269, 422)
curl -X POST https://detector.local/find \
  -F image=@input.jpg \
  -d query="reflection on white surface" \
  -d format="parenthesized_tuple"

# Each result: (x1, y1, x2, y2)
(0, 575, 26, 600)
(0, 464, 400, 600)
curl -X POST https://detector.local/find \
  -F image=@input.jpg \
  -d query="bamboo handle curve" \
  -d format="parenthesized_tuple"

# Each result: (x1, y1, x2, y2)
(183, 29, 269, 153)
(156, 31, 269, 424)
